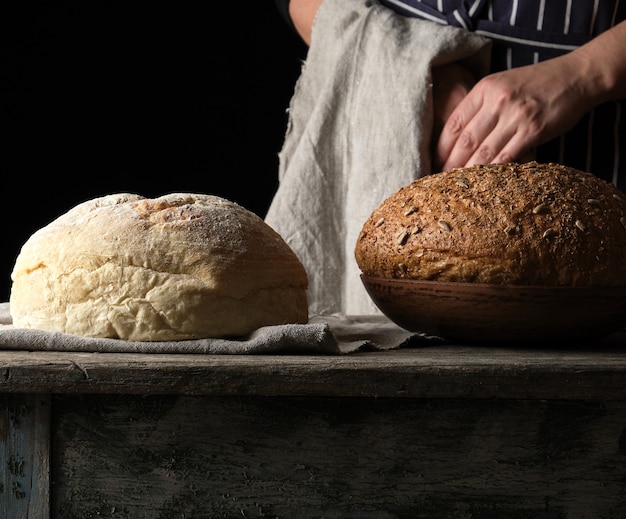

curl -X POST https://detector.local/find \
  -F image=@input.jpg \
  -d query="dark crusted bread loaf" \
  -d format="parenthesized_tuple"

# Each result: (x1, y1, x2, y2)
(355, 162, 626, 287)
(10, 193, 309, 340)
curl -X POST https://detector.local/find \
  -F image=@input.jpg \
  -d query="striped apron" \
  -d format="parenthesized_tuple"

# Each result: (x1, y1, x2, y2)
(380, 0, 626, 190)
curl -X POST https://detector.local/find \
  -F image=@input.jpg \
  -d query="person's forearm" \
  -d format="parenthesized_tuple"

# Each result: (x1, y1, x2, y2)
(289, 0, 324, 45)
(568, 20, 626, 105)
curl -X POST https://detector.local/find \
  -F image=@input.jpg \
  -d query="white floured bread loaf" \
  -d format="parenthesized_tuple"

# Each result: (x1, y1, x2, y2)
(10, 193, 309, 340)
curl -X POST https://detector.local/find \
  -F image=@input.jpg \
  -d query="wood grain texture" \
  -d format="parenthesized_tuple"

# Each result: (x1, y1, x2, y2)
(0, 394, 50, 519)
(361, 276, 626, 343)
(0, 334, 625, 399)
(51, 394, 626, 519)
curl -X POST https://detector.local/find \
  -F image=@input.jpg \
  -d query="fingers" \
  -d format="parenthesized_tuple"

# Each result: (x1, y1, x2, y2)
(434, 98, 480, 171)
(435, 100, 535, 172)
(433, 70, 548, 172)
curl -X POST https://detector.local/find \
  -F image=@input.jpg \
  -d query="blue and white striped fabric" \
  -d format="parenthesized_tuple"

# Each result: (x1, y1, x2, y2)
(379, 0, 626, 190)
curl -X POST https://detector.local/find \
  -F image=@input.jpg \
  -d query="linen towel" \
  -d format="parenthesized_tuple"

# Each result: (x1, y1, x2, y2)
(265, 0, 490, 315)
(0, 303, 440, 354)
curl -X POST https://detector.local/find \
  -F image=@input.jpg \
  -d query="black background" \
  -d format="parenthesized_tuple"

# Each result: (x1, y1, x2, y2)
(1, 2, 308, 301)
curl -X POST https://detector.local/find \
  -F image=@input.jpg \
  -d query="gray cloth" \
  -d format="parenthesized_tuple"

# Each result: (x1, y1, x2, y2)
(0, 303, 439, 354)
(265, 0, 490, 315)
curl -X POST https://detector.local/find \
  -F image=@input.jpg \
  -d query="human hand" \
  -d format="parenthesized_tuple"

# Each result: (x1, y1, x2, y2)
(433, 55, 597, 172)
(431, 63, 476, 149)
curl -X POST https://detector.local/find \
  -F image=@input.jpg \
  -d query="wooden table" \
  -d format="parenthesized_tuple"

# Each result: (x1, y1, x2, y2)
(2, 329, 626, 519)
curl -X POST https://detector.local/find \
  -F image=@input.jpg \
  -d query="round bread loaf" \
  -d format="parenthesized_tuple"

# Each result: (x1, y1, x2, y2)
(355, 162, 626, 287)
(10, 193, 309, 340)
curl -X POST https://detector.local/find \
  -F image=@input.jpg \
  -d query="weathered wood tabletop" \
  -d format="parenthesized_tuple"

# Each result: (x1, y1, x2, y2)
(1, 329, 625, 399)
(2, 329, 626, 519)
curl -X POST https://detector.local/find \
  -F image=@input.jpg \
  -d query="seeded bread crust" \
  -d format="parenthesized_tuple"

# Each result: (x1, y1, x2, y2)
(355, 162, 626, 287)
